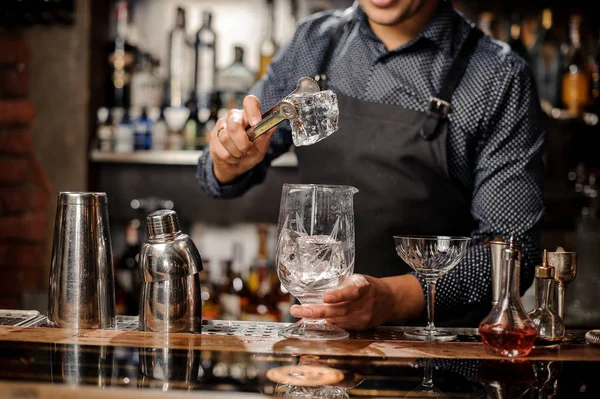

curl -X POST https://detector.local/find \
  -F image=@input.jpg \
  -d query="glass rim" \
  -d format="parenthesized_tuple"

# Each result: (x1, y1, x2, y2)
(282, 183, 358, 192)
(393, 235, 471, 241)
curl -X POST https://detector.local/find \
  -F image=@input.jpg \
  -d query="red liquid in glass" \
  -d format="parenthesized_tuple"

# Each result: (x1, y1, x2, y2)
(479, 324, 537, 357)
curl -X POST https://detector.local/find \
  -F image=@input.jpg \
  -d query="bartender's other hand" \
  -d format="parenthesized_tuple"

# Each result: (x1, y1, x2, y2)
(209, 95, 275, 184)
(289, 274, 396, 331)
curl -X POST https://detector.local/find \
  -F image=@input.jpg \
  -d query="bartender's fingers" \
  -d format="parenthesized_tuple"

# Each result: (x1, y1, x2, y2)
(322, 274, 370, 303)
(211, 121, 242, 165)
(290, 303, 353, 319)
(219, 111, 248, 157)
(243, 95, 262, 127)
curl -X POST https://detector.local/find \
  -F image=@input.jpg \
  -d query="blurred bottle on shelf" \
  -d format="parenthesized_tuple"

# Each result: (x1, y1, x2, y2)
(115, 217, 143, 315)
(477, 11, 494, 37)
(508, 12, 531, 65)
(107, 0, 137, 109)
(589, 32, 600, 113)
(113, 109, 134, 153)
(150, 107, 168, 150)
(491, 13, 510, 43)
(168, 7, 189, 108)
(184, 97, 200, 151)
(522, 11, 541, 59)
(130, 106, 152, 151)
(96, 107, 113, 152)
(533, 9, 562, 108)
(582, 173, 599, 220)
(241, 224, 280, 322)
(200, 260, 222, 320)
(163, 106, 190, 150)
(562, 14, 591, 116)
(217, 45, 256, 110)
(130, 51, 162, 110)
(220, 241, 249, 320)
(258, 0, 279, 80)
(194, 11, 217, 110)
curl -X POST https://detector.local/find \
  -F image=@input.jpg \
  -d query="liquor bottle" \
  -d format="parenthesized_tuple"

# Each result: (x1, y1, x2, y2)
(184, 96, 200, 150)
(194, 11, 217, 110)
(130, 51, 162, 110)
(220, 242, 248, 320)
(478, 11, 494, 37)
(533, 9, 562, 108)
(508, 12, 531, 65)
(561, 14, 591, 115)
(258, 0, 278, 80)
(116, 218, 142, 315)
(150, 107, 168, 150)
(521, 11, 541, 57)
(96, 107, 112, 152)
(168, 7, 188, 108)
(200, 260, 221, 320)
(130, 106, 148, 151)
(241, 224, 280, 322)
(589, 32, 600, 113)
(216, 45, 256, 110)
(113, 109, 134, 153)
(290, 0, 299, 25)
(107, 0, 137, 108)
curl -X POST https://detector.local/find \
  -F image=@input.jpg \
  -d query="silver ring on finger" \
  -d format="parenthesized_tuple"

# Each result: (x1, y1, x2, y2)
(216, 125, 226, 139)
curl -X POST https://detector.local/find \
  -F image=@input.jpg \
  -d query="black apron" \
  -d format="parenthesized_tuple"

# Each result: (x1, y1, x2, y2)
(295, 15, 483, 281)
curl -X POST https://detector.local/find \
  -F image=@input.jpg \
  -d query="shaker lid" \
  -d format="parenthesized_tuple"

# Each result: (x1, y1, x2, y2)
(535, 249, 555, 279)
(147, 209, 181, 238)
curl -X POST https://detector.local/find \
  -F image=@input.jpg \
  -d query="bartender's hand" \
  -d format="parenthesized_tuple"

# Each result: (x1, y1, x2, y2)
(209, 95, 275, 184)
(289, 274, 425, 331)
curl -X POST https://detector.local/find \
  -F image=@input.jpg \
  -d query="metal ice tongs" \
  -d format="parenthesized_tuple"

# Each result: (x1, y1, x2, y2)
(246, 77, 320, 141)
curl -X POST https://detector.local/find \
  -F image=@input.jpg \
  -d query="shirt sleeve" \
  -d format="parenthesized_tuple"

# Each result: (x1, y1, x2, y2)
(413, 55, 545, 321)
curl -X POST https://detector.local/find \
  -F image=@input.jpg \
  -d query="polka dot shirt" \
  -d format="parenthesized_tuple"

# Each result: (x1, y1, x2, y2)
(197, 1, 545, 320)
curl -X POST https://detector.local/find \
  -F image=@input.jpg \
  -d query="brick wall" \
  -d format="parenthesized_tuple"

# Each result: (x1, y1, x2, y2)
(0, 29, 51, 309)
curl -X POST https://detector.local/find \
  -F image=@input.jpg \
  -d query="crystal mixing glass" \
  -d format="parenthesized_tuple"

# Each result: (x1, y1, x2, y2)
(276, 184, 358, 340)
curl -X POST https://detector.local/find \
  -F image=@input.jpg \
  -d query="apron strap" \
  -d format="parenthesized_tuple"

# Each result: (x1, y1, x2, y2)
(315, 6, 355, 90)
(420, 23, 483, 140)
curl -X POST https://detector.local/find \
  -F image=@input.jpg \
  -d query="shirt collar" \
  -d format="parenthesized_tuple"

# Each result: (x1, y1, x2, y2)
(352, 0, 459, 53)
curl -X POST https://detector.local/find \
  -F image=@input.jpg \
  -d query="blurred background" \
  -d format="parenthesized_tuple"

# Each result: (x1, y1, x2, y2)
(0, 0, 599, 328)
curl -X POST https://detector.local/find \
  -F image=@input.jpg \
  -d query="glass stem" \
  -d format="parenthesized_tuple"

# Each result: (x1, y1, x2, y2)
(425, 279, 437, 333)
(422, 358, 434, 388)
(557, 283, 565, 320)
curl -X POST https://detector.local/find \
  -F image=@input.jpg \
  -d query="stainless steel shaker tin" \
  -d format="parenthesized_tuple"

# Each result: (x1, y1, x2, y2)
(48, 192, 116, 329)
(138, 209, 203, 333)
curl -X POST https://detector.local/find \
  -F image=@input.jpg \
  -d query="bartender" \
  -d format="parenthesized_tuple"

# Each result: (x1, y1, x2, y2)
(197, 0, 544, 330)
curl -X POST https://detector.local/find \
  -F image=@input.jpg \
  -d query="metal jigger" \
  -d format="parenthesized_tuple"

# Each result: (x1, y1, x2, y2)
(546, 248, 577, 341)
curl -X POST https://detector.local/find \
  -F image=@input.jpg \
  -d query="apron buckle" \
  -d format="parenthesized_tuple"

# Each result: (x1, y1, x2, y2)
(420, 97, 451, 140)
(428, 97, 451, 119)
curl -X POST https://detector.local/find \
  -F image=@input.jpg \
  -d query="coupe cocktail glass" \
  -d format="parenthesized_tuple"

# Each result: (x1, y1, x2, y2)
(276, 184, 358, 340)
(394, 235, 470, 341)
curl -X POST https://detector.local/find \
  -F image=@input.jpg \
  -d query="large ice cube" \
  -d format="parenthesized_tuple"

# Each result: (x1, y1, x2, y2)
(288, 90, 339, 147)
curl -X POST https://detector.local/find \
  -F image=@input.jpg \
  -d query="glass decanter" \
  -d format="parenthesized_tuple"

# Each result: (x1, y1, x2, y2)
(527, 250, 565, 348)
(479, 234, 537, 357)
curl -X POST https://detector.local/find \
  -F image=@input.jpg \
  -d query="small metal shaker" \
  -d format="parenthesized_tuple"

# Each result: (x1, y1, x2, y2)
(139, 210, 203, 333)
(48, 192, 116, 329)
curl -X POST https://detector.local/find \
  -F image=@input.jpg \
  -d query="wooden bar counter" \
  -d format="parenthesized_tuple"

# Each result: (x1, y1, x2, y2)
(0, 319, 599, 398)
